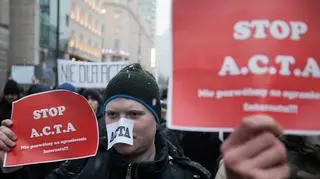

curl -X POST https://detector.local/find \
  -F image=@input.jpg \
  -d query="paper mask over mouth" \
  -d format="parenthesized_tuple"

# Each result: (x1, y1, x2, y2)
(106, 118, 134, 150)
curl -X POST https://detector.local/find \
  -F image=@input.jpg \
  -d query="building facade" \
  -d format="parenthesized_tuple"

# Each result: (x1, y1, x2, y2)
(39, 0, 71, 85)
(68, 0, 105, 62)
(102, 0, 153, 70)
(9, 0, 40, 68)
(138, 0, 156, 42)
(0, 0, 9, 91)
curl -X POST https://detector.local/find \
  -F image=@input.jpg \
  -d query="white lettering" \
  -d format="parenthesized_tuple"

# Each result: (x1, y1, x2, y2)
(275, 56, 295, 76)
(248, 55, 269, 75)
(57, 106, 66, 116)
(218, 56, 241, 76)
(302, 57, 320, 78)
(290, 21, 308, 40)
(233, 21, 251, 40)
(66, 123, 76, 132)
(233, 20, 308, 40)
(270, 20, 290, 40)
(33, 110, 41, 120)
(251, 20, 269, 39)
(42, 126, 51, 136)
(30, 128, 40, 138)
(53, 124, 63, 134)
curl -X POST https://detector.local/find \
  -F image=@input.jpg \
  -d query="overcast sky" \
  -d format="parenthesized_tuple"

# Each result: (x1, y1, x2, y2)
(156, 0, 171, 36)
(155, 0, 172, 78)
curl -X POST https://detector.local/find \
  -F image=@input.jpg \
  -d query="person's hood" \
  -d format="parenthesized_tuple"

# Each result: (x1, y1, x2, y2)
(3, 80, 21, 95)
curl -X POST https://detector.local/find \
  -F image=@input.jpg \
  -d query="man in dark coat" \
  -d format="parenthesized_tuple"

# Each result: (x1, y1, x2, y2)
(0, 64, 212, 179)
(0, 80, 21, 123)
(0, 64, 289, 179)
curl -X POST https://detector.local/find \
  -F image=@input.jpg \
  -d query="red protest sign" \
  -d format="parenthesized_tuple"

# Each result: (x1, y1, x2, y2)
(3, 90, 99, 167)
(168, 0, 320, 134)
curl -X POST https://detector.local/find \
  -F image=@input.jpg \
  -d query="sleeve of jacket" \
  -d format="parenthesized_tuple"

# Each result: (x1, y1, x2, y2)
(0, 161, 65, 179)
(1, 166, 37, 179)
(215, 160, 227, 179)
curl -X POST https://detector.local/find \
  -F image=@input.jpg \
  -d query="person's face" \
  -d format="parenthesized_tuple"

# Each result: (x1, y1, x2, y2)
(105, 98, 157, 156)
(4, 94, 18, 103)
(87, 97, 99, 112)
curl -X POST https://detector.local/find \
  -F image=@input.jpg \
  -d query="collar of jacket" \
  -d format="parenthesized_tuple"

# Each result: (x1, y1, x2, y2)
(107, 131, 169, 178)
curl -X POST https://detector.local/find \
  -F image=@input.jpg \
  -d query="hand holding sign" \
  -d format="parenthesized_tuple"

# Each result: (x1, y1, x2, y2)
(221, 115, 289, 179)
(0, 120, 16, 154)
(170, 0, 320, 133)
(0, 120, 23, 173)
(3, 90, 99, 167)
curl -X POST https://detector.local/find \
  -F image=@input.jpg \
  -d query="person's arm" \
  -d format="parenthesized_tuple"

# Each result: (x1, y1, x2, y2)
(1, 166, 32, 179)
(220, 115, 289, 179)
(0, 119, 26, 178)
(1, 166, 23, 174)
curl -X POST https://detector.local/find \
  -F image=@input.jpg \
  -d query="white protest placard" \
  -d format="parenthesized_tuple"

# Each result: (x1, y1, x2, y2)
(58, 59, 128, 88)
(11, 65, 35, 84)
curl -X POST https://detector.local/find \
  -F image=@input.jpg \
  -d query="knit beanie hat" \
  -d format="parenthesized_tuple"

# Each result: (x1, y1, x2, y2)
(82, 89, 102, 105)
(103, 63, 161, 122)
(4, 80, 21, 95)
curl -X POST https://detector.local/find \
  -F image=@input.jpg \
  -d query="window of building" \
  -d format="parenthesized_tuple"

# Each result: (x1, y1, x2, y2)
(76, 7, 80, 21)
(79, 34, 84, 50)
(80, 9, 85, 25)
(92, 0, 96, 9)
(84, 14, 88, 27)
(66, 15, 69, 26)
(94, 20, 98, 34)
(88, 39, 92, 48)
(113, 10, 122, 19)
(101, 24, 105, 34)
(113, 26, 120, 35)
(69, 39, 75, 48)
(71, 6, 76, 20)
(88, 15, 92, 30)
(114, 39, 120, 49)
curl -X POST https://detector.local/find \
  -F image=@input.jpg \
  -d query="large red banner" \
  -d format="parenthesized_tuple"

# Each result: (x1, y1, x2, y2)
(169, 0, 320, 134)
(4, 90, 99, 167)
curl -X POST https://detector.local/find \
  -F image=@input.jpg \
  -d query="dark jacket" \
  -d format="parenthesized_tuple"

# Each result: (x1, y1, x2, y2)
(48, 131, 211, 179)
(180, 132, 222, 177)
(2, 129, 211, 179)
(0, 100, 12, 122)
(282, 135, 320, 179)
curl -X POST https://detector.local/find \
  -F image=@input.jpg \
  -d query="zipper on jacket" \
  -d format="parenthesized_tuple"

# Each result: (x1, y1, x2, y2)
(126, 163, 132, 179)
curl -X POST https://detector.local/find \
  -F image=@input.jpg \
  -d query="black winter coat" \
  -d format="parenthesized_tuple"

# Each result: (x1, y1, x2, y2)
(2, 132, 211, 179)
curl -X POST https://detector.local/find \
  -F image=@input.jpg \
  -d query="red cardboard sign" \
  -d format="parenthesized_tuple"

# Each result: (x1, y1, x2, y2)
(3, 90, 99, 167)
(169, 0, 320, 134)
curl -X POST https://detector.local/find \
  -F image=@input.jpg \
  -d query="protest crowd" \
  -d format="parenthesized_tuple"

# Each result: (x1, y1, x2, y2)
(0, 63, 318, 179)
(0, 0, 319, 177)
